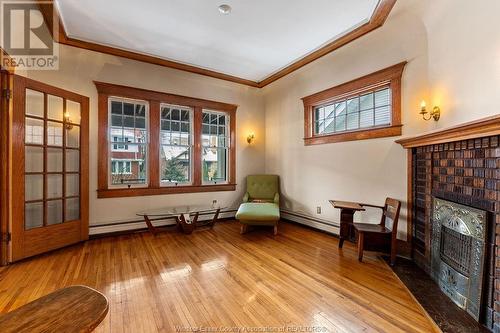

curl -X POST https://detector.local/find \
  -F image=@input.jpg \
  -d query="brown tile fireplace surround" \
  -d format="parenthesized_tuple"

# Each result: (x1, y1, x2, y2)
(397, 115, 500, 331)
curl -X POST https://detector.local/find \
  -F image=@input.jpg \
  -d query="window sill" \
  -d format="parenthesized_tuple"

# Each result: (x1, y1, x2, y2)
(97, 183, 237, 198)
(304, 124, 402, 146)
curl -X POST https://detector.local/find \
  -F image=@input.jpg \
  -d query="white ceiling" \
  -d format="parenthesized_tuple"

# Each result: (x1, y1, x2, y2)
(56, 0, 380, 82)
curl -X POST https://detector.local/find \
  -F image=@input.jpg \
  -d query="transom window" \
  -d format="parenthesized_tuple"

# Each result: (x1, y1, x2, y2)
(302, 62, 406, 145)
(314, 86, 391, 135)
(96, 82, 236, 198)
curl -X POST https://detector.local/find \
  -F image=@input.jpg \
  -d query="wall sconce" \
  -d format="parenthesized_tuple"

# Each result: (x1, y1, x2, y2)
(64, 112, 73, 129)
(246, 133, 255, 144)
(419, 101, 440, 121)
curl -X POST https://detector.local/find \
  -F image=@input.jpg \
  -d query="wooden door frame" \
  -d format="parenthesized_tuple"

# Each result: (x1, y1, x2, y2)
(0, 70, 11, 266)
(10, 75, 89, 262)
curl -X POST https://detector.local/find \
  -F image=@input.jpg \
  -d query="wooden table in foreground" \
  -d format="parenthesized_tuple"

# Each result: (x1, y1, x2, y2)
(0, 285, 108, 333)
(137, 205, 227, 235)
(329, 200, 365, 248)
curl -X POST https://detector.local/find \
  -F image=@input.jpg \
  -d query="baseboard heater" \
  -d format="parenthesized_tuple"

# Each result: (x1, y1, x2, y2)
(280, 209, 340, 235)
(89, 209, 238, 236)
(89, 208, 340, 236)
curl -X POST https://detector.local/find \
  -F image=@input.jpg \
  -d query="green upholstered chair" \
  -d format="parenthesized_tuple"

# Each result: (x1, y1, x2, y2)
(236, 175, 280, 235)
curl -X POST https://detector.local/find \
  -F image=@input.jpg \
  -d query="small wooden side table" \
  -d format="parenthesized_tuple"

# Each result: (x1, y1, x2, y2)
(0, 285, 108, 333)
(329, 200, 365, 248)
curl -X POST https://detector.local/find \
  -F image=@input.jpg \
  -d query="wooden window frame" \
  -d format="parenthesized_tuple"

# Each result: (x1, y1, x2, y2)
(95, 82, 237, 198)
(301, 62, 406, 146)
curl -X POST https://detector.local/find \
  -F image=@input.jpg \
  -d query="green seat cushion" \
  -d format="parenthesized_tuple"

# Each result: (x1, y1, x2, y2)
(236, 203, 280, 222)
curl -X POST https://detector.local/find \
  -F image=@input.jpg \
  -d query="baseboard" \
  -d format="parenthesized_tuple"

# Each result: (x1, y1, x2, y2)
(89, 210, 237, 236)
(89, 208, 414, 257)
(280, 209, 340, 235)
(89, 208, 338, 237)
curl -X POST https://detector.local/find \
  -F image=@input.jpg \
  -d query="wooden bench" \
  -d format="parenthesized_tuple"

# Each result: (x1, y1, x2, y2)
(0, 285, 109, 333)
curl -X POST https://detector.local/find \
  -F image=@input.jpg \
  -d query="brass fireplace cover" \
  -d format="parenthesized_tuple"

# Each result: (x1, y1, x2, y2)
(431, 197, 487, 321)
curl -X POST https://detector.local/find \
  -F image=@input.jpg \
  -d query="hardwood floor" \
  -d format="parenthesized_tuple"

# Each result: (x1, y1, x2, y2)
(0, 221, 437, 332)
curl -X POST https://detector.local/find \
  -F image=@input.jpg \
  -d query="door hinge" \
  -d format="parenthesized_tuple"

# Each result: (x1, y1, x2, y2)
(1, 232, 11, 243)
(2, 89, 11, 100)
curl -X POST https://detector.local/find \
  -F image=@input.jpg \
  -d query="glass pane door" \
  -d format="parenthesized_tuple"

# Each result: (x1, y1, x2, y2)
(11, 74, 88, 262)
(24, 89, 81, 229)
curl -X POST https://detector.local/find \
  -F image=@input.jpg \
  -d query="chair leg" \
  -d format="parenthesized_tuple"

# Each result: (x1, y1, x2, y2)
(357, 232, 364, 262)
(338, 238, 344, 249)
(240, 224, 248, 234)
(273, 223, 278, 235)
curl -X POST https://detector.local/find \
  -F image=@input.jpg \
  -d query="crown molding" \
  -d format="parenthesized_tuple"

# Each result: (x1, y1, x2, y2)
(37, 0, 397, 88)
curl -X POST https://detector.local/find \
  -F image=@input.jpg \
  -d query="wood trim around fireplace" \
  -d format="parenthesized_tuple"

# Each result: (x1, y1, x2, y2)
(396, 114, 500, 148)
(396, 115, 500, 269)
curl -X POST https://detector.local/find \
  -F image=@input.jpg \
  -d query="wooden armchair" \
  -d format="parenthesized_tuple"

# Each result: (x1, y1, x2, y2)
(353, 198, 401, 266)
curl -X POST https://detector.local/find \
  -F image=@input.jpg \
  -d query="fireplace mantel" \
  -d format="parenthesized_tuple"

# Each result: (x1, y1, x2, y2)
(396, 115, 500, 148)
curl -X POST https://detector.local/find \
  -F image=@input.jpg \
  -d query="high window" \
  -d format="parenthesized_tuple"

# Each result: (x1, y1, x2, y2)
(96, 82, 236, 198)
(302, 62, 406, 145)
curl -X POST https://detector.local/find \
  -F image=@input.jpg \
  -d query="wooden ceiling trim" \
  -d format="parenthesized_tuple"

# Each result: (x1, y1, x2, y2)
(37, 0, 396, 88)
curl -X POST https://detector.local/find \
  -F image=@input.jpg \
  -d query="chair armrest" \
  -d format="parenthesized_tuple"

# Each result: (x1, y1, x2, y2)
(242, 192, 249, 202)
(273, 193, 280, 205)
(359, 203, 385, 210)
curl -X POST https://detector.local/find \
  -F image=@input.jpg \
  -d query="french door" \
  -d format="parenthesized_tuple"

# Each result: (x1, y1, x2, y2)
(11, 75, 89, 261)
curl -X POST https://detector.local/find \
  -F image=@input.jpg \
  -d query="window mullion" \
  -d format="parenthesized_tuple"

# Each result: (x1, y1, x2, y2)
(193, 107, 202, 186)
(149, 101, 160, 188)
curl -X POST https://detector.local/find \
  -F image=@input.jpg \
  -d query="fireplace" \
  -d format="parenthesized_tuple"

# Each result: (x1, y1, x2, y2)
(396, 118, 499, 331)
(431, 197, 488, 321)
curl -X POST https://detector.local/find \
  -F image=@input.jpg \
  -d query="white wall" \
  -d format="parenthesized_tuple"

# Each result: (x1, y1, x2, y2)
(23, 46, 266, 226)
(262, 0, 500, 239)
(423, 0, 500, 126)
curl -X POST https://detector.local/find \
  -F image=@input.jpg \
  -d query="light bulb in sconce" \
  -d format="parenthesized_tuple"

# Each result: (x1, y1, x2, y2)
(420, 100, 426, 111)
(247, 133, 255, 144)
(64, 112, 73, 129)
(419, 100, 440, 121)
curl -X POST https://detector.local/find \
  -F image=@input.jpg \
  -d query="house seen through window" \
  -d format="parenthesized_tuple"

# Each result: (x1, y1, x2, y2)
(109, 98, 148, 186)
(97, 81, 236, 197)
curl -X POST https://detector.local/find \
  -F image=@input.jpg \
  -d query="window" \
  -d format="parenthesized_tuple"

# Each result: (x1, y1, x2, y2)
(314, 87, 391, 135)
(96, 82, 236, 198)
(108, 97, 148, 187)
(160, 104, 192, 186)
(302, 62, 406, 145)
(112, 136, 130, 151)
(202, 110, 229, 184)
(111, 161, 132, 174)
